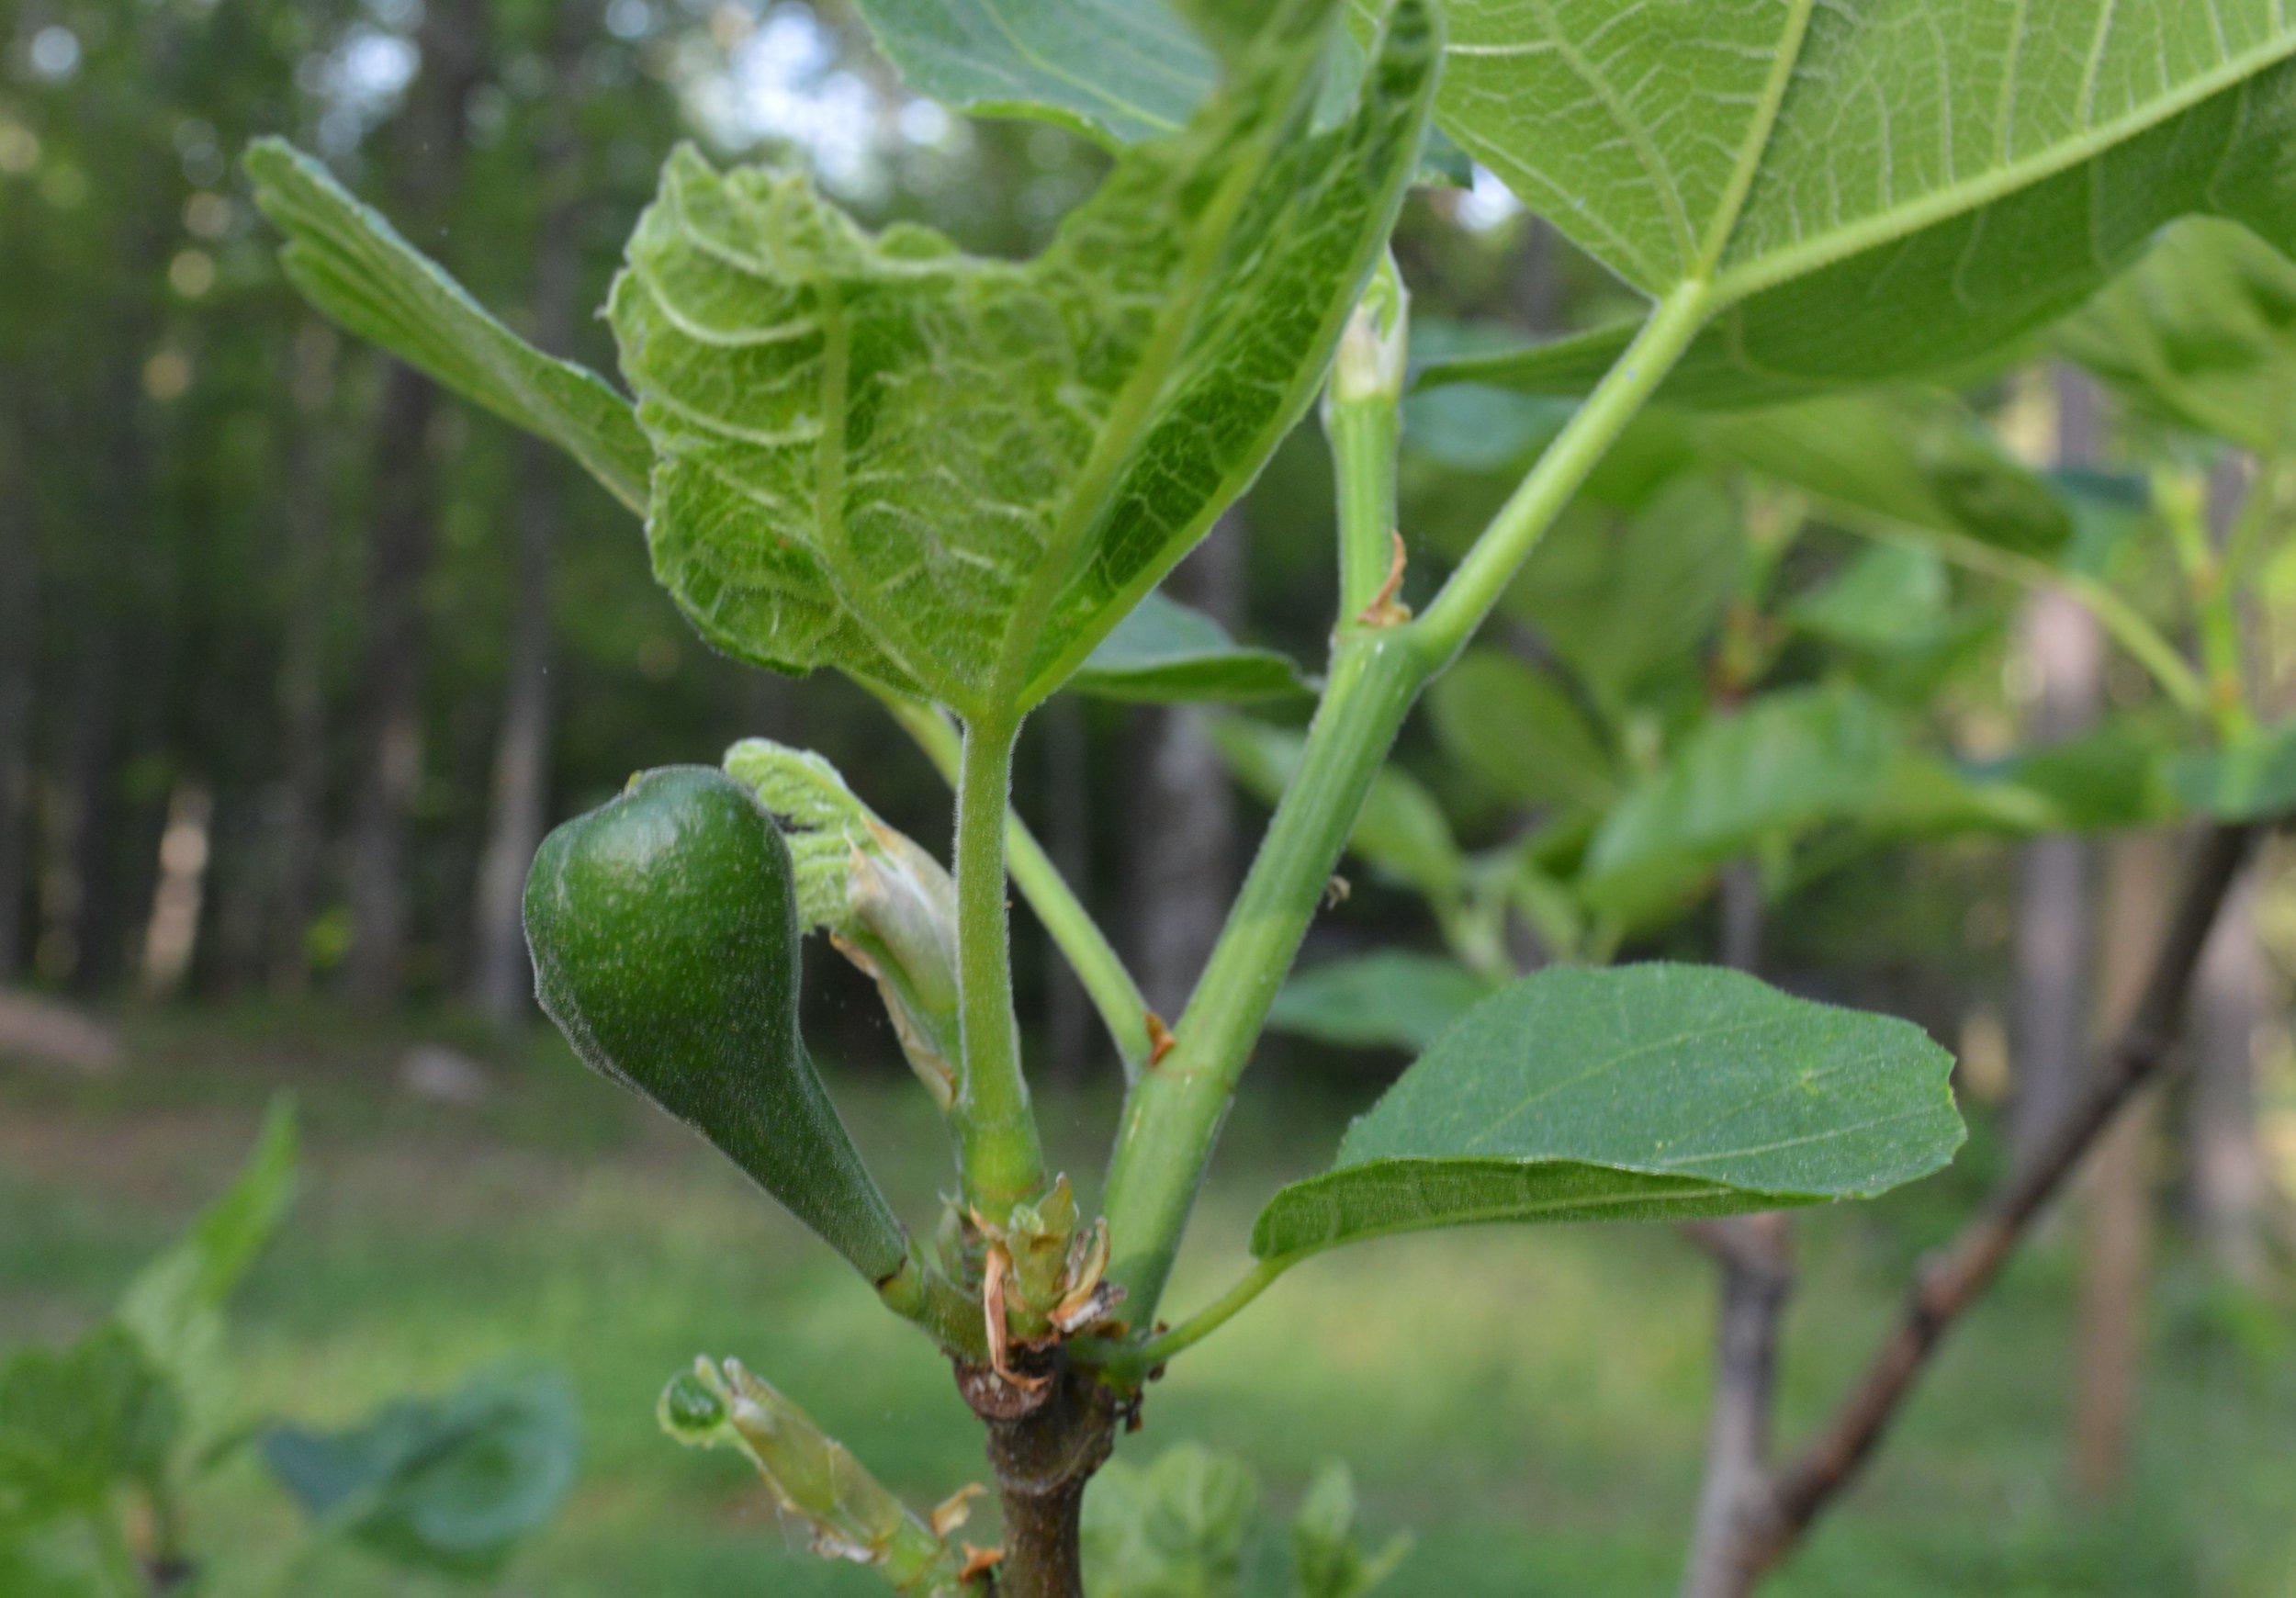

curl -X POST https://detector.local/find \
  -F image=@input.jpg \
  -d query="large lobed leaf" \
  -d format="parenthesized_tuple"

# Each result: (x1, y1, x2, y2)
(242, 140, 649, 512)
(612, 0, 1438, 716)
(1253, 964, 1963, 1261)
(1408, 0, 2296, 405)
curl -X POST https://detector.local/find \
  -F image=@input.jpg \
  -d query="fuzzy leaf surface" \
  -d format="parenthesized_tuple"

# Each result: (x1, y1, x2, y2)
(613, 0, 1437, 714)
(1407, 1, 2296, 404)
(1252, 964, 1962, 1260)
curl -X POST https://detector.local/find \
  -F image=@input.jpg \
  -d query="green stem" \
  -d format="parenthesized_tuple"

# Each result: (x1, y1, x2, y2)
(1330, 397, 1402, 617)
(1101, 634, 1428, 1314)
(1099, 281, 1719, 1322)
(876, 1249, 989, 1359)
(878, 688, 1154, 1076)
(2157, 466, 2255, 742)
(1132, 1255, 1293, 1369)
(1326, 259, 1409, 620)
(1412, 280, 1715, 664)
(951, 712, 1046, 1219)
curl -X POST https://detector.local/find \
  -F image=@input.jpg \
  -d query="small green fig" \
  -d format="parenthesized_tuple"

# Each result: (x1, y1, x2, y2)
(523, 765, 907, 1286)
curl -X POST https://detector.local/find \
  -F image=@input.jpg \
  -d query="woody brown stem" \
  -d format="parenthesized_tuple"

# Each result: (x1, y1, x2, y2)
(957, 1352, 1117, 1598)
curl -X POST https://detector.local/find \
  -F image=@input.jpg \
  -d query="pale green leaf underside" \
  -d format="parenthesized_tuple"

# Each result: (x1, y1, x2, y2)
(1071, 592, 1316, 703)
(1410, 1, 2296, 405)
(1252, 963, 1962, 1260)
(242, 140, 651, 514)
(851, 0, 1216, 145)
(614, 0, 1438, 715)
(850, 0, 1470, 183)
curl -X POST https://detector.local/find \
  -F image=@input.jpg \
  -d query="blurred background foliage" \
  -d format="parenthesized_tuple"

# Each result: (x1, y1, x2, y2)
(3, 0, 2295, 1593)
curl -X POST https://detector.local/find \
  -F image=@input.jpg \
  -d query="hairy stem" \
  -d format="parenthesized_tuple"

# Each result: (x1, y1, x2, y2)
(1100, 280, 1717, 1322)
(880, 689, 1154, 1077)
(1101, 631, 1430, 1313)
(952, 713, 1046, 1219)
(1728, 820, 2260, 1589)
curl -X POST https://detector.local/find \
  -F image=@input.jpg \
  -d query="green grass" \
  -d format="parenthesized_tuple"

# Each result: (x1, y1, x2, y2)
(4, 1004, 2294, 1596)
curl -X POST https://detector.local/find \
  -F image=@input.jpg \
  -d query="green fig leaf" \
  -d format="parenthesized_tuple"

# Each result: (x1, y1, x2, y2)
(612, 0, 1437, 715)
(1252, 964, 1963, 1261)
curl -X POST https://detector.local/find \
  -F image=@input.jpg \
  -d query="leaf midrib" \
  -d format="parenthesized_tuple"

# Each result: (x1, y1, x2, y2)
(1255, 1161, 1781, 1259)
(1707, 27, 2296, 309)
(985, 55, 1295, 714)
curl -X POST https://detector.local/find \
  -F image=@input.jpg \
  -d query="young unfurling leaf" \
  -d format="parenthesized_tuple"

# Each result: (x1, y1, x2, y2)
(612, 0, 1437, 716)
(723, 738, 962, 1109)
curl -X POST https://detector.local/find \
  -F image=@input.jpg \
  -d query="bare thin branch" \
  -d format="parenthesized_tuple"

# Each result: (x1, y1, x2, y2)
(1734, 821, 2259, 1582)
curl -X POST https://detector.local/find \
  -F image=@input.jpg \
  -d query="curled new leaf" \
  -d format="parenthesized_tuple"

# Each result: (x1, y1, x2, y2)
(723, 738, 962, 1108)
(611, 0, 1438, 716)
(523, 766, 910, 1287)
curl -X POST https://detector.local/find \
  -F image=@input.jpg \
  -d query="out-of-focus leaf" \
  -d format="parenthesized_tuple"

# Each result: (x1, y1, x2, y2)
(263, 1367, 580, 1578)
(0, 1520, 136, 1598)
(1579, 687, 1896, 920)
(0, 1330, 180, 1523)
(1072, 593, 1316, 704)
(116, 1100, 296, 1449)
(2057, 217, 2296, 454)
(613, 1, 1437, 715)
(1212, 719, 1463, 900)
(2167, 720, 2296, 821)
(1503, 477, 1742, 714)
(1291, 1462, 1411, 1598)
(1993, 722, 2188, 831)
(1702, 395, 2073, 559)
(243, 141, 649, 514)
(1082, 1444, 1258, 1598)
(1410, 5, 2296, 408)
(1252, 964, 1963, 1261)
(1786, 546, 1949, 653)
(1266, 951, 1496, 1053)
(1427, 650, 1615, 813)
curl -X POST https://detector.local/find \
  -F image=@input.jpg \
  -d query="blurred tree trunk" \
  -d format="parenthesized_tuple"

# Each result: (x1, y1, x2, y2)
(0, 399, 36, 982)
(1126, 510, 1244, 1017)
(2188, 454, 2268, 1278)
(2009, 368, 2106, 1176)
(2070, 829, 2172, 1500)
(471, 6, 591, 1027)
(2190, 869, 2268, 1278)
(1679, 861, 1792, 1598)
(343, 0, 488, 1005)
(271, 325, 341, 994)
